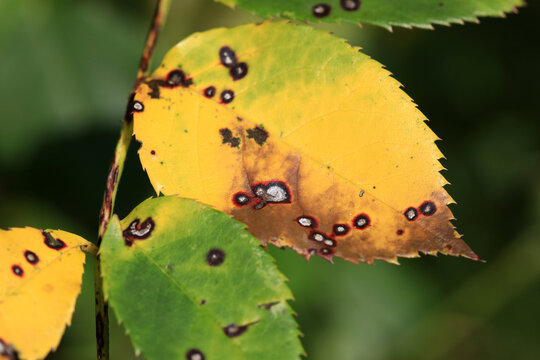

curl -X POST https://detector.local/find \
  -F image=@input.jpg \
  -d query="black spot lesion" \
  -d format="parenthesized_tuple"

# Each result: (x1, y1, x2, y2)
(186, 349, 205, 360)
(223, 323, 250, 338)
(0, 338, 20, 360)
(419, 201, 437, 216)
(219, 128, 240, 148)
(340, 0, 361, 11)
(312, 3, 332, 18)
(11, 265, 24, 277)
(246, 126, 268, 146)
(42, 231, 67, 250)
(24, 250, 39, 265)
(206, 248, 225, 266)
(123, 217, 155, 246)
(145, 69, 193, 99)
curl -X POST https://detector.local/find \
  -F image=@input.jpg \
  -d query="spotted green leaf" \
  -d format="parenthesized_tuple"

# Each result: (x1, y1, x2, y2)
(216, 0, 523, 30)
(100, 196, 303, 360)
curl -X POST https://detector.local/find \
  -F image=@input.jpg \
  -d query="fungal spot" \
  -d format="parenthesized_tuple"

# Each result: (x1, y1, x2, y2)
(419, 201, 437, 216)
(308, 248, 318, 255)
(323, 238, 336, 247)
(200, 299, 206, 305)
(353, 214, 370, 229)
(219, 128, 240, 148)
(251, 181, 292, 209)
(166, 70, 191, 87)
(320, 247, 333, 255)
(186, 349, 205, 360)
(206, 248, 225, 266)
(309, 232, 326, 243)
(333, 224, 350, 236)
(340, 0, 360, 11)
(397, 229, 404, 236)
(312, 3, 331, 17)
(359, 190, 365, 197)
(24, 250, 39, 265)
(258, 301, 280, 310)
(132, 101, 144, 112)
(219, 46, 237, 67)
(203, 86, 216, 98)
(223, 323, 249, 338)
(233, 192, 251, 207)
(296, 216, 317, 228)
(246, 126, 269, 146)
(123, 217, 155, 246)
(11, 265, 23, 277)
(150, 150, 156, 155)
(404, 207, 418, 221)
(220, 89, 234, 103)
(43, 231, 67, 250)
(230, 62, 248, 80)
(0, 339, 19, 360)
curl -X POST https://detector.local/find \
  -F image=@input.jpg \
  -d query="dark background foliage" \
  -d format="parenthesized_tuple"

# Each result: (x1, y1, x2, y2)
(0, 0, 538, 359)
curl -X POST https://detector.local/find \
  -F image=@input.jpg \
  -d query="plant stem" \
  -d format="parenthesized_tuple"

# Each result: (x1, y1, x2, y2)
(94, 1, 171, 359)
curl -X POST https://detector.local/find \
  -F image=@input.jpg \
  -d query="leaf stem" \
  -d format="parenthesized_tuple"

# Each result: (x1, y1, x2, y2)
(94, 1, 171, 359)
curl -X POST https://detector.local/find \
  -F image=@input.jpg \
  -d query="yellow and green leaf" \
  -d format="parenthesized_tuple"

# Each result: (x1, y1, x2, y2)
(216, 0, 524, 30)
(101, 196, 303, 360)
(132, 21, 478, 264)
(0, 227, 94, 360)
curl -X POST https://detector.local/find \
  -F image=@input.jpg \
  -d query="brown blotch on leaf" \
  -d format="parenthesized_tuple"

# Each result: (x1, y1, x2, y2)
(246, 126, 269, 146)
(340, 0, 360, 11)
(186, 349, 205, 360)
(206, 248, 225, 266)
(123, 218, 155, 246)
(219, 128, 240, 148)
(312, 3, 331, 18)
(43, 231, 67, 250)
(223, 323, 249, 338)
(24, 250, 39, 265)
(11, 265, 23, 277)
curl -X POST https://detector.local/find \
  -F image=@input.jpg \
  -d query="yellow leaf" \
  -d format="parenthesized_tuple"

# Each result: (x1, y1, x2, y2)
(0, 227, 93, 360)
(132, 21, 478, 264)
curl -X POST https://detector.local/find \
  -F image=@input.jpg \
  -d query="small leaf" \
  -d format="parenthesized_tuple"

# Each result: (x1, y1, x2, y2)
(132, 22, 478, 264)
(0, 227, 92, 360)
(216, 0, 523, 30)
(101, 196, 303, 360)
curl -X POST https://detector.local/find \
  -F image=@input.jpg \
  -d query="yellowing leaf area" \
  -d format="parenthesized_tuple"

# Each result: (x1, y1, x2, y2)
(0, 227, 93, 360)
(132, 22, 478, 265)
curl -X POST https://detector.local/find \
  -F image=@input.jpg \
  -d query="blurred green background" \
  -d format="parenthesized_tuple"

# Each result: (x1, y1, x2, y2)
(1, 0, 538, 359)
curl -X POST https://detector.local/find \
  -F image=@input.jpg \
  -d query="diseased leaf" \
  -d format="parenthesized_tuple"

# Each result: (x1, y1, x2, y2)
(132, 21, 478, 264)
(101, 196, 303, 360)
(0, 227, 93, 360)
(216, 0, 523, 30)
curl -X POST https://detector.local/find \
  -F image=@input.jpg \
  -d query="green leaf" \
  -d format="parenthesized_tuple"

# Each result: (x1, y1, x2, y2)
(101, 196, 303, 360)
(216, 0, 524, 30)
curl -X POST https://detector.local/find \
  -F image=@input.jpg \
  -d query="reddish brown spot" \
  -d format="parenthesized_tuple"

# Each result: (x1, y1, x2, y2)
(11, 265, 23, 277)
(352, 214, 370, 230)
(150, 150, 156, 155)
(232, 192, 251, 207)
(123, 218, 155, 246)
(312, 3, 331, 17)
(419, 201, 437, 216)
(333, 224, 350, 236)
(24, 250, 39, 265)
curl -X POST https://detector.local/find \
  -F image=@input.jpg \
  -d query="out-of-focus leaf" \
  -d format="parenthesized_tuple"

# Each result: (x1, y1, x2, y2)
(101, 196, 303, 360)
(0, 227, 94, 360)
(132, 21, 477, 264)
(216, 0, 523, 30)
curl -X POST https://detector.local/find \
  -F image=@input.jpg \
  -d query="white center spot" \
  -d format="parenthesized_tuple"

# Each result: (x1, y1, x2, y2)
(266, 185, 287, 202)
(297, 217, 313, 227)
(312, 233, 324, 242)
(323, 239, 335, 247)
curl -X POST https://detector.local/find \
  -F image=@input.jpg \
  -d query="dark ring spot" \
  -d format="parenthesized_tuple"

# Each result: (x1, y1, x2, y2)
(204, 86, 216, 98)
(397, 229, 404, 236)
(320, 247, 333, 255)
(219, 46, 237, 67)
(223, 323, 248, 338)
(333, 224, 350, 236)
(123, 218, 155, 241)
(233, 192, 251, 207)
(132, 101, 144, 112)
(166, 70, 189, 87)
(12, 265, 23, 277)
(296, 216, 317, 228)
(353, 214, 370, 229)
(206, 248, 225, 266)
(404, 207, 418, 221)
(186, 349, 205, 360)
(340, 0, 360, 11)
(419, 201, 437, 216)
(220, 90, 234, 104)
(230, 62, 248, 80)
(24, 250, 39, 265)
(312, 3, 331, 18)
(43, 231, 67, 250)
